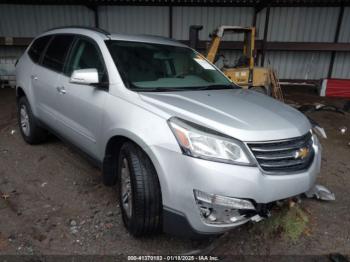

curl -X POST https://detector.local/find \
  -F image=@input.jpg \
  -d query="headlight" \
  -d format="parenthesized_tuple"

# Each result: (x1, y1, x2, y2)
(168, 117, 253, 165)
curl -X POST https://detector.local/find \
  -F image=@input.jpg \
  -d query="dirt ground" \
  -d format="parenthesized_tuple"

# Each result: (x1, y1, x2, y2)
(0, 87, 349, 259)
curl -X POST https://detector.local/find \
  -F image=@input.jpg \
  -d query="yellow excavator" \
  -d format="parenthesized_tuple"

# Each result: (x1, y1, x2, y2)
(205, 25, 284, 101)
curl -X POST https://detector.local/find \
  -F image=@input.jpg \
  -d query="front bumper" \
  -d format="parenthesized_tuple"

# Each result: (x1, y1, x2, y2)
(147, 137, 321, 235)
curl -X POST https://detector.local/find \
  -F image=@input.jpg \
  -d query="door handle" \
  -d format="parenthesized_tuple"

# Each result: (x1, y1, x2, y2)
(56, 86, 66, 94)
(31, 75, 38, 80)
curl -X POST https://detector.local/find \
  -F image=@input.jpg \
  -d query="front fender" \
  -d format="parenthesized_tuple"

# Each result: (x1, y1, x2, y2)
(101, 127, 178, 206)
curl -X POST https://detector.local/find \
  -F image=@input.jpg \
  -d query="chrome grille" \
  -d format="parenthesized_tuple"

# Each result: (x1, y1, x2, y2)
(248, 132, 314, 173)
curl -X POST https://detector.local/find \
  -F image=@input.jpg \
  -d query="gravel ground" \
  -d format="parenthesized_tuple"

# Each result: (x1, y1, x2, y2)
(0, 87, 349, 258)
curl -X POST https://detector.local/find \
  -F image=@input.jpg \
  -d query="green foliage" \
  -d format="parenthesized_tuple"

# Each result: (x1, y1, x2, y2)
(255, 204, 309, 242)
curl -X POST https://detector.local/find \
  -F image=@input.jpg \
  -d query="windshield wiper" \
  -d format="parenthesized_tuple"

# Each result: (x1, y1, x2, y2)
(194, 84, 241, 90)
(131, 84, 240, 92)
(131, 87, 188, 92)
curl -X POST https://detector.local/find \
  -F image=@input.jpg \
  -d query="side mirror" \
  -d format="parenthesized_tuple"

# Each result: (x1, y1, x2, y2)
(70, 68, 99, 85)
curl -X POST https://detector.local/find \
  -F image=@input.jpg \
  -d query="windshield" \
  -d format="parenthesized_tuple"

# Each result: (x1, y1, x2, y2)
(106, 40, 235, 92)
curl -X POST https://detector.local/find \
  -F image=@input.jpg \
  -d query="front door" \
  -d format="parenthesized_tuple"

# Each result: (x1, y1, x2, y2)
(55, 37, 108, 159)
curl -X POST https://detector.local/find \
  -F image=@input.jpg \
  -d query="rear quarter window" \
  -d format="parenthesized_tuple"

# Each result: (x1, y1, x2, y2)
(42, 35, 74, 73)
(28, 35, 51, 63)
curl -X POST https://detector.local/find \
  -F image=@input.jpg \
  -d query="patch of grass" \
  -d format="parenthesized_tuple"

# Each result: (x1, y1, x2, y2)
(283, 205, 309, 241)
(255, 203, 310, 242)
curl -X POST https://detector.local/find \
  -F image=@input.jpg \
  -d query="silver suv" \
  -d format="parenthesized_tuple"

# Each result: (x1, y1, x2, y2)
(16, 27, 321, 237)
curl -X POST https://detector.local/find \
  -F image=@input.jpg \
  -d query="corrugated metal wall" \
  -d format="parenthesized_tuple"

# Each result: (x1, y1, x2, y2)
(262, 7, 339, 79)
(264, 51, 331, 79)
(338, 7, 350, 42)
(332, 7, 350, 78)
(0, 4, 94, 37)
(255, 8, 266, 40)
(98, 6, 169, 36)
(0, 4, 349, 80)
(172, 6, 254, 40)
(0, 4, 95, 79)
(267, 7, 339, 42)
(332, 52, 350, 79)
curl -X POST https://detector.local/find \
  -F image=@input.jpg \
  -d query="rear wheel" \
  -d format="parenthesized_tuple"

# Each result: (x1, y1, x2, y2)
(117, 142, 162, 236)
(17, 96, 47, 144)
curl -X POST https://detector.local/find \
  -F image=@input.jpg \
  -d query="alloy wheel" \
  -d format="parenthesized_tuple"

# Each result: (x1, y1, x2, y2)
(20, 105, 30, 136)
(120, 157, 133, 219)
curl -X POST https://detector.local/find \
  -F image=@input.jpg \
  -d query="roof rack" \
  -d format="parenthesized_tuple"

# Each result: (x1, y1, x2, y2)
(46, 26, 110, 36)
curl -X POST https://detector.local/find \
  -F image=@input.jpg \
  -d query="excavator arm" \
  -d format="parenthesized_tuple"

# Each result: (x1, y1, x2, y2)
(206, 25, 247, 63)
(206, 36, 222, 63)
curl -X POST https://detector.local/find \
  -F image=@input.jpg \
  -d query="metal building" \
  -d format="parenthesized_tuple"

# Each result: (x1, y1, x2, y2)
(0, 0, 349, 86)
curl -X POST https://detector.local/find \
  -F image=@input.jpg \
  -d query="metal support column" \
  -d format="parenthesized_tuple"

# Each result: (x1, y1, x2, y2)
(169, 5, 173, 38)
(328, 5, 344, 78)
(260, 5, 270, 66)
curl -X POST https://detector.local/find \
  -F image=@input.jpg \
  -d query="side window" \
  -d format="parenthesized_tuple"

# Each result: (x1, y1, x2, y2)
(42, 35, 74, 72)
(28, 36, 51, 63)
(65, 38, 107, 82)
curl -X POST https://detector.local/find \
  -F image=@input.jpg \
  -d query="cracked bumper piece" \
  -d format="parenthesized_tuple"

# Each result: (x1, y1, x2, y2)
(193, 189, 257, 224)
(305, 184, 335, 201)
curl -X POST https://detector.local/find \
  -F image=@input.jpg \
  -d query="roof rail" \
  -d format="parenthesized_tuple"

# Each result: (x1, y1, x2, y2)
(46, 26, 110, 36)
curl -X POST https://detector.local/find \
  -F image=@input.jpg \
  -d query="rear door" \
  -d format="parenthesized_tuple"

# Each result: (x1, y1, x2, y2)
(55, 36, 108, 158)
(31, 34, 75, 129)
(28, 35, 52, 120)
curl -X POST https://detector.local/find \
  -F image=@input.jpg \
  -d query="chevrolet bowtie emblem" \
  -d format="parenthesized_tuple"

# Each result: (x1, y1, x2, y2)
(295, 147, 309, 159)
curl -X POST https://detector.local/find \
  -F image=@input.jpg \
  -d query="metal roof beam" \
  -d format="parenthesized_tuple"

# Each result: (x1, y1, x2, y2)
(2, 37, 350, 52)
(1, 0, 349, 7)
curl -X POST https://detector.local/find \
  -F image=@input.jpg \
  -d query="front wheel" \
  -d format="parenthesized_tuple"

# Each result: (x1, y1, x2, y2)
(117, 142, 162, 236)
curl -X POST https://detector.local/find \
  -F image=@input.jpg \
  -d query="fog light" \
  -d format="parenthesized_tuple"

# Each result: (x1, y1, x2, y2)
(194, 190, 255, 210)
(194, 189, 256, 225)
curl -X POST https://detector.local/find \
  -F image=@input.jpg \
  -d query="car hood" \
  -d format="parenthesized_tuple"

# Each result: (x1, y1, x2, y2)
(139, 89, 311, 142)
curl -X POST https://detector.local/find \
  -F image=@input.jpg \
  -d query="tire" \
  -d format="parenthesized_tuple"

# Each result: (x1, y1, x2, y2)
(117, 142, 162, 236)
(17, 96, 47, 144)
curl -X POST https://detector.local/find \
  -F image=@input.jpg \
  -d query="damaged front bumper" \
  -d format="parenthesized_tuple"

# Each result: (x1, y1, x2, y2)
(192, 184, 335, 229)
(150, 134, 322, 237)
